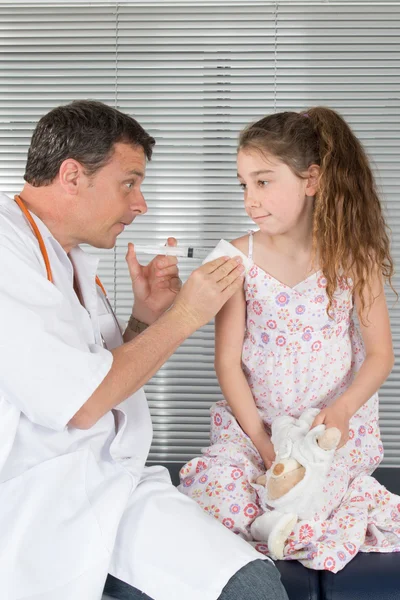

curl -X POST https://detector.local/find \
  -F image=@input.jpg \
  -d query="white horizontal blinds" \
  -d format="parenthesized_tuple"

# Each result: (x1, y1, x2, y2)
(275, 3, 400, 466)
(1, 2, 399, 467)
(115, 4, 276, 461)
(0, 6, 118, 302)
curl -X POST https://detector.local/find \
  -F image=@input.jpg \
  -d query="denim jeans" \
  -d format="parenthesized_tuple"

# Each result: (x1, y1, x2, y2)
(103, 559, 289, 600)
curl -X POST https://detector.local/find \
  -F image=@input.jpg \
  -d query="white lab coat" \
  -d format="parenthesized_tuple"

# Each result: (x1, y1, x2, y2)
(0, 193, 267, 600)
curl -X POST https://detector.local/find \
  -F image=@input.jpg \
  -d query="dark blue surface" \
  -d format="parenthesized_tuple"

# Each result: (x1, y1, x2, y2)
(320, 551, 400, 600)
(275, 558, 320, 600)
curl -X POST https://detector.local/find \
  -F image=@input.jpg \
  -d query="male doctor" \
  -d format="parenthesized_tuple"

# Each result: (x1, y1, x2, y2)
(0, 100, 288, 600)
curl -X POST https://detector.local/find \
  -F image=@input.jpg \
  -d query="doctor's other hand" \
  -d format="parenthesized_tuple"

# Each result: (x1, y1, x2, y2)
(172, 256, 245, 331)
(126, 238, 182, 325)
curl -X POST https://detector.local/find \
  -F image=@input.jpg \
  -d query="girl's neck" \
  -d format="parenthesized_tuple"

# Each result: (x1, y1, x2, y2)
(257, 224, 314, 261)
(267, 234, 311, 259)
(254, 229, 319, 288)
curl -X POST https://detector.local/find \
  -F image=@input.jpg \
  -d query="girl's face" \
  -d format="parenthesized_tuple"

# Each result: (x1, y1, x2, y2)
(237, 148, 316, 236)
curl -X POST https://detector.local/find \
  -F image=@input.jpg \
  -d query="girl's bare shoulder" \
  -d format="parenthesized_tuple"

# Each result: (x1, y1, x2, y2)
(230, 234, 250, 254)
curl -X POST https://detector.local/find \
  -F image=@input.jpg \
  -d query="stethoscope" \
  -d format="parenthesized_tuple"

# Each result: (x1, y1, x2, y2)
(14, 194, 121, 349)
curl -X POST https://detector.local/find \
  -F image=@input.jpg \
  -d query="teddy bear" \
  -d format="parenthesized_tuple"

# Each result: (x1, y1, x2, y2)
(250, 408, 341, 560)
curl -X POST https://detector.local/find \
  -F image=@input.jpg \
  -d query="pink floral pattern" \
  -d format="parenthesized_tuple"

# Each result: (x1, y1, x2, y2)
(178, 237, 400, 572)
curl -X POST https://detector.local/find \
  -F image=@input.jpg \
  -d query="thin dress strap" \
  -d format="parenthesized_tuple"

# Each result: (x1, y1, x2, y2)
(248, 230, 254, 260)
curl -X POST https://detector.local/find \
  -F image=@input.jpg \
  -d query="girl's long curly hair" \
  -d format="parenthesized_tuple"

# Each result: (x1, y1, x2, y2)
(238, 107, 395, 321)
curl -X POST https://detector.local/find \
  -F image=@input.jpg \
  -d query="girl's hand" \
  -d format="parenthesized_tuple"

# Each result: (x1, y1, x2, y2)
(251, 429, 276, 470)
(261, 442, 276, 471)
(311, 403, 350, 448)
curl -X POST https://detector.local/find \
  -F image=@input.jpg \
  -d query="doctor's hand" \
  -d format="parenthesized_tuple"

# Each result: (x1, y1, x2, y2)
(171, 255, 245, 331)
(126, 238, 182, 325)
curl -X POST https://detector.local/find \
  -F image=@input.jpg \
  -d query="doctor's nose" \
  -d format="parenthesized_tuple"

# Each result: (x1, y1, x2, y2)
(132, 191, 148, 215)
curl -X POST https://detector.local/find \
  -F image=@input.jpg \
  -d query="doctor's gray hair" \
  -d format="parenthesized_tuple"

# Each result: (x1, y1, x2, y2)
(24, 100, 155, 186)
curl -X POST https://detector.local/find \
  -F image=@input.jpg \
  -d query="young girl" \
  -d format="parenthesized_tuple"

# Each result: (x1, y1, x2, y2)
(179, 107, 400, 572)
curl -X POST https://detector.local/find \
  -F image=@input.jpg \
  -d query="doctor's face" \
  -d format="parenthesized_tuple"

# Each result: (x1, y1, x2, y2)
(79, 142, 148, 249)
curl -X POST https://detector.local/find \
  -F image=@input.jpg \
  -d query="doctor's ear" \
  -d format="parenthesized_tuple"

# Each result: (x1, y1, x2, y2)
(58, 158, 85, 194)
(305, 164, 320, 198)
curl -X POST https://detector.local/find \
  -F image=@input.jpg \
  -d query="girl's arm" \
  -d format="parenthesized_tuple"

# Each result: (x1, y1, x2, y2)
(313, 268, 394, 446)
(214, 254, 275, 468)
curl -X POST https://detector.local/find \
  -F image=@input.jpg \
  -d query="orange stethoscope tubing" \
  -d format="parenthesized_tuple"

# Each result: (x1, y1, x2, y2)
(14, 194, 107, 296)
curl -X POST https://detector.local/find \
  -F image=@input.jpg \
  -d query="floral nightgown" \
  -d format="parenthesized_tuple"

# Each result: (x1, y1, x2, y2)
(178, 233, 400, 572)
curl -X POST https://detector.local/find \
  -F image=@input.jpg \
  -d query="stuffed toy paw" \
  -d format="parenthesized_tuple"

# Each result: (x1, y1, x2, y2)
(250, 408, 341, 559)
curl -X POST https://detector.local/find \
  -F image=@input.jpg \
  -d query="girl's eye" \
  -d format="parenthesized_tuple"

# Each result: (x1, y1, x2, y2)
(258, 180, 269, 187)
(239, 182, 247, 190)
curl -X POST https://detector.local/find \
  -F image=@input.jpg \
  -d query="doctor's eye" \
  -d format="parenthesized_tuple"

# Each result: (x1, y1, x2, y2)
(125, 182, 134, 190)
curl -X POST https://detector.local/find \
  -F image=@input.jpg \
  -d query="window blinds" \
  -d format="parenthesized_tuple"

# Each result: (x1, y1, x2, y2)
(0, 1, 399, 466)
